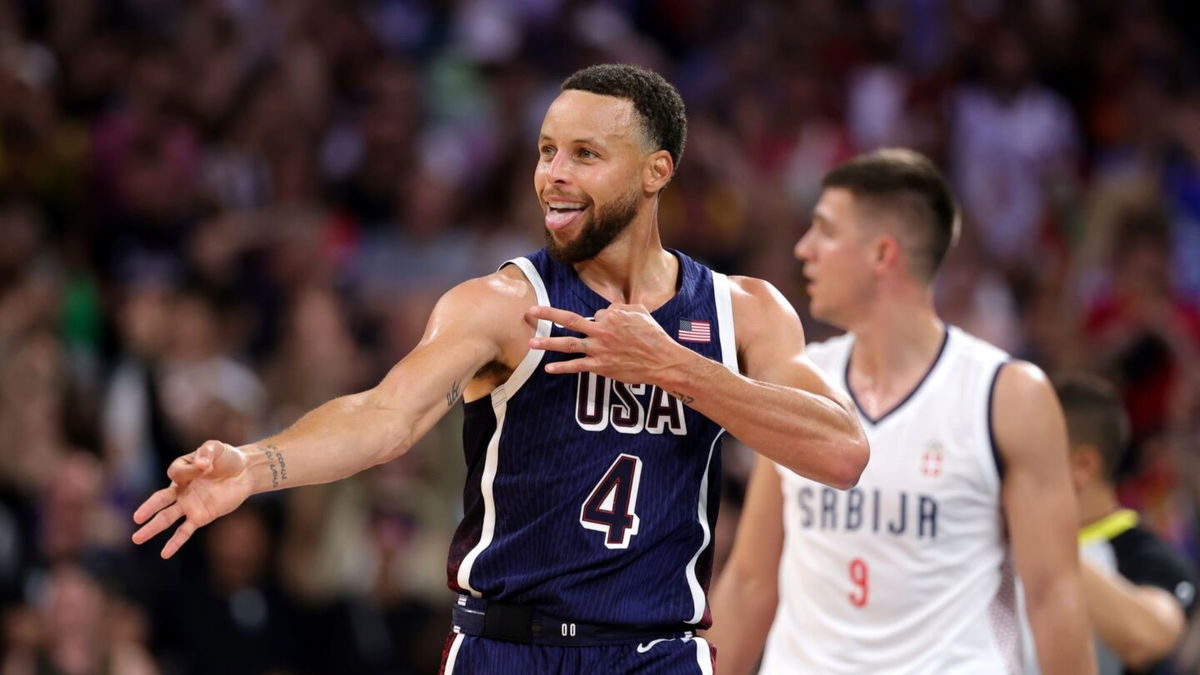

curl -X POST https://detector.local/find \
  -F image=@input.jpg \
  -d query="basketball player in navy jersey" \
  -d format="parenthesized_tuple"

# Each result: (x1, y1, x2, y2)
(130, 64, 869, 673)
(708, 149, 1095, 674)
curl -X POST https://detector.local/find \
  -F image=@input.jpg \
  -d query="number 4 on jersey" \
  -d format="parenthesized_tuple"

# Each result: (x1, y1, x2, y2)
(580, 454, 643, 549)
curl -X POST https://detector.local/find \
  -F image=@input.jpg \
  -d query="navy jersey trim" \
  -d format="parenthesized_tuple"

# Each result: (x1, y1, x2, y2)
(844, 327, 950, 426)
(987, 359, 1011, 482)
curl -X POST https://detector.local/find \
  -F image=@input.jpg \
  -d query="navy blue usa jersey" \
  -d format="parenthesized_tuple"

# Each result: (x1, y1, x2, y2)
(447, 248, 738, 628)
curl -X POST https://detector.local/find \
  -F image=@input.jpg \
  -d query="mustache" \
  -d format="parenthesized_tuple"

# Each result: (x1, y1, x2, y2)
(541, 192, 588, 203)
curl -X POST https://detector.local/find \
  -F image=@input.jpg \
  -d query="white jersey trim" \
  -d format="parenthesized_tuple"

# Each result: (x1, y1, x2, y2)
(443, 631, 465, 673)
(685, 429, 725, 623)
(711, 272, 739, 373)
(492, 257, 552, 406)
(693, 636, 714, 674)
(456, 257, 551, 597)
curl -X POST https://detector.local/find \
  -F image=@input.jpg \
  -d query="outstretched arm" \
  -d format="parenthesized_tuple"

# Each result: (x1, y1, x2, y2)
(133, 271, 536, 558)
(705, 455, 785, 673)
(529, 276, 867, 488)
(995, 362, 1096, 674)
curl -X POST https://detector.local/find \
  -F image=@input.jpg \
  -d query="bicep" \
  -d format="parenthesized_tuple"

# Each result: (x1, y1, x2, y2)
(370, 330, 497, 420)
(994, 362, 1080, 587)
(731, 277, 848, 405)
(366, 278, 526, 436)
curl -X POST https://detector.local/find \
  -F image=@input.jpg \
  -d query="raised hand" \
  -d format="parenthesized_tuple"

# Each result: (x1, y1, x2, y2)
(131, 440, 255, 559)
(526, 304, 694, 388)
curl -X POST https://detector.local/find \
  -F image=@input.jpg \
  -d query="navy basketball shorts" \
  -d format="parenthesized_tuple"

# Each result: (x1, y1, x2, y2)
(440, 632, 717, 674)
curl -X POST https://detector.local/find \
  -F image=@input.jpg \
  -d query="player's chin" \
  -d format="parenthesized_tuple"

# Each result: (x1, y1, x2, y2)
(808, 295, 838, 324)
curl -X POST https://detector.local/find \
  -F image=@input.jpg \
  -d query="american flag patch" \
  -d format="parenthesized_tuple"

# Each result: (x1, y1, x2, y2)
(678, 319, 711, 343)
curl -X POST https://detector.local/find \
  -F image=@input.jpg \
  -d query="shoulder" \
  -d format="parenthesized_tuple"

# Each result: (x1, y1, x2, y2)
(722, 276, 807, 370)
(993, 360, 1052, 401)
(727, 276, 804, 335)
(990, 360, 1063, 463)
(449, 264, 535, 301)
(949, 327, 1011, 366)
(944, 328, 1011, 392)
(432, 265, 538, 332)
(727, 275, 786, 303)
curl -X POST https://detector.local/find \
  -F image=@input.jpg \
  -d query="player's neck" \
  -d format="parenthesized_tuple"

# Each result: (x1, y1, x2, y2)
(574, 210, 678, 308)
(1078, 486, 1123, 529)
(846, 292, 943, 407)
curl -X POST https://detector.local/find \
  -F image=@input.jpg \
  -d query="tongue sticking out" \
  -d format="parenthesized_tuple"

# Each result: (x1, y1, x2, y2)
(545, 208, 584, 231)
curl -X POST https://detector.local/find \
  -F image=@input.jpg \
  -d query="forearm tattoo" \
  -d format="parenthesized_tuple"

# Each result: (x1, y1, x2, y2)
(446, 380, 463, 408)
(671, 391, 696, 405)
(263, 444, 288, 489)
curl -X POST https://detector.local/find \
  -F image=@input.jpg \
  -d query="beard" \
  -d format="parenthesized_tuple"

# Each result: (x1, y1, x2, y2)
(545, 188, 640, 265)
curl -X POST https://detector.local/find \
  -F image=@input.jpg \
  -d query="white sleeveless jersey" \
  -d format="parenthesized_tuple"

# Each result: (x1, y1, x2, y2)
(761, 327, 1027, 674)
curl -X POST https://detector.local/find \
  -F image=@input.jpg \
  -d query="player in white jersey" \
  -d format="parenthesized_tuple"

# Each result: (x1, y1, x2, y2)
(707, 149, 1095, 674)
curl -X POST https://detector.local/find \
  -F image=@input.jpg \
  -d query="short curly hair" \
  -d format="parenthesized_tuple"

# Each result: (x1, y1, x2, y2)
(561, 64, 687, 170)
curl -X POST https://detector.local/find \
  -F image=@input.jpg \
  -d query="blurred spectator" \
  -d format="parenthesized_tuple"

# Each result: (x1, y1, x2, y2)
(35, 451, 123, 566)
(91, 39, 200, 236)
(1082, 208, 1200, 467)
(103, 280, 183, 499)
(936, 225, 1023, 354)
(279, 457, 454, 675)
(0, 329, 69, 495)
(159, 505, 300, 675)
(0, 562, 158, 675)
(263, 286, 371, 431)
(158, 290, 265, 451)
(951, 25, 1079, 273)
(1059, 375, 1196, 674)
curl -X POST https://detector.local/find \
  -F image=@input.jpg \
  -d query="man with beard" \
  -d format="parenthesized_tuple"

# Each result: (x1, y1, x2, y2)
(131, 64, 869, 673)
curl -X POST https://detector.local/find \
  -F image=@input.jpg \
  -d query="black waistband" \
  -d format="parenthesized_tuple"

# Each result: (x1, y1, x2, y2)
(450, 595, 697, 647)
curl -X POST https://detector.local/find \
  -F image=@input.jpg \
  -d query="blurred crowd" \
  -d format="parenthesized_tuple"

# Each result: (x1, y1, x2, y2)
(0, 0, 1198, 673)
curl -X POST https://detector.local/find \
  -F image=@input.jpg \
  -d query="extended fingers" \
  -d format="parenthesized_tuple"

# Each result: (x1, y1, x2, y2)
(526, 306, 592, 333)
(160, 519, 198, 559)
(133, 484, 179, 525)
(132, 503, 183, 545)
(545, 357, 597, 375)
(530, 335, 591, 354)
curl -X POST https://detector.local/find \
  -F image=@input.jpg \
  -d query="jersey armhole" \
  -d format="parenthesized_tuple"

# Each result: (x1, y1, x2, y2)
(711, 271, 739, 373)
(492, 257, 551, 404)
(988, 359, 1011, 483)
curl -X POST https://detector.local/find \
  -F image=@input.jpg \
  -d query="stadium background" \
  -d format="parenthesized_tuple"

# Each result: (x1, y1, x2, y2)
(0, 0, 1198, 672)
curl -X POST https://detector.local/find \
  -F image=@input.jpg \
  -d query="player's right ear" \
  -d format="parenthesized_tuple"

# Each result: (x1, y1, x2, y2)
(871, 235, 901, 274)
(643, 149, 674, 194)
(1066, 444, 1097, 489)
